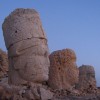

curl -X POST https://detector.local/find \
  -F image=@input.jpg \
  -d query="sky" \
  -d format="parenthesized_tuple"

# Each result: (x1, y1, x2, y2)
(0, 0, 100, 86)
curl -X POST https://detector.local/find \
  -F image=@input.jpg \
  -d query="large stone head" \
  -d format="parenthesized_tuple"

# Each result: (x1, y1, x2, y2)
(2, 8, 50, 85)
(48, 48, 79, 90)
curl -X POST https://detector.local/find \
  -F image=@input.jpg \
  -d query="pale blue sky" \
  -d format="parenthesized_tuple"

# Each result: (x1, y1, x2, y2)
(0, 0, 100, 86)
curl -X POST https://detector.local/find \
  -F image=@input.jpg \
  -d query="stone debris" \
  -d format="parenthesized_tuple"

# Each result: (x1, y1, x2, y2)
(48, 48, 79, 90)
(0, 8, 100, 100)
(40, 87, 54, 100)
(0, 82, 54, 100)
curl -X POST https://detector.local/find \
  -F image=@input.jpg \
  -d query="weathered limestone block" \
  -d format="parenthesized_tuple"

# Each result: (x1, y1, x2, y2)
(48, 48, 79, 90)
(2, 8, 50, 85)
(0, 49, 8, 78)
(77, 65, 97, 93)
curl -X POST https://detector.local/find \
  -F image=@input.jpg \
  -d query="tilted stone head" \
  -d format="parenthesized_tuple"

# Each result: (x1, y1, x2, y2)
(48, 48, 79, 90)
(2, 8, 50, 85)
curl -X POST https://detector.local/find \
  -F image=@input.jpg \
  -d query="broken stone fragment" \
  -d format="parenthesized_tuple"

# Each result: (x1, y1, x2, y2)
(48, 48, 79, 90)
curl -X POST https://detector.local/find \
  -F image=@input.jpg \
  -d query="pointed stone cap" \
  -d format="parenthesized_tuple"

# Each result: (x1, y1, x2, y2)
(2, 8, 47, 49)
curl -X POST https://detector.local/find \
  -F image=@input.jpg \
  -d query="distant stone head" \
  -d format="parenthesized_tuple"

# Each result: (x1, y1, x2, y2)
(77, 65, 97, 93)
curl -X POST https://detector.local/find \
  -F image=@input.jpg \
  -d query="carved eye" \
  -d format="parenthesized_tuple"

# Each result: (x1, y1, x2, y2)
(15, 30, 17, 33)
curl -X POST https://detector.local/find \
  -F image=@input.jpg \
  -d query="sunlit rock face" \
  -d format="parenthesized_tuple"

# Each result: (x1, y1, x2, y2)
(0, 49, 8, 78)
(77, 65, 97, 93)
(2, 8, 50, 85)
(48, 48, 79, 90)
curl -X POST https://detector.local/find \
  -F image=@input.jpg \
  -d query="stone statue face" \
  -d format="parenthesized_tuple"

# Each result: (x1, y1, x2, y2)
(2, 8, 50, 85)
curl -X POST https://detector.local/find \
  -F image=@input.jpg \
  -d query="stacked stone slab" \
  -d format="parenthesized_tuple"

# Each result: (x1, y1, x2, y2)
(77, 65, 97, 93)
(0, 49, 8, 78)
(2, 8, 50, 86)
(48, 48, 79, 90)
